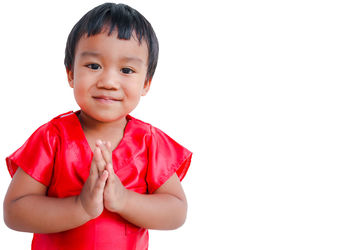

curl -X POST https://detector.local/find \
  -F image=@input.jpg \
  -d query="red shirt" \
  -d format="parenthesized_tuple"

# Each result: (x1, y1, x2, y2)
(6, 110, 192, 250)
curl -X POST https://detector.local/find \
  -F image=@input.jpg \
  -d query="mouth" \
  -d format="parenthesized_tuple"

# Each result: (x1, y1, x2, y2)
(92, 95, 121, 103)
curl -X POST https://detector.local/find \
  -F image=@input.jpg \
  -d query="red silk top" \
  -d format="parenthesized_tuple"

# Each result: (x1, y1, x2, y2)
(6, 110, 192, 250)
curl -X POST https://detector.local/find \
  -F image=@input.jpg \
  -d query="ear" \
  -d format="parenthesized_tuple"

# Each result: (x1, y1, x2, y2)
(141, 78, 152, 96)
(66, 67, 74, 88)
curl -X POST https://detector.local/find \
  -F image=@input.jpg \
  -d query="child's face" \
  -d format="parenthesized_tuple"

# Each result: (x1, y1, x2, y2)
(67, 30, 150, 123)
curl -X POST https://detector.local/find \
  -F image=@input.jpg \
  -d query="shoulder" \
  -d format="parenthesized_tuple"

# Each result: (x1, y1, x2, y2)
(5, 112, 75, 181)
(50, 110, 76, 127)
(48, 110, 80, 137)
(30, 111, 78, 143)
(127, 115, 152, 132)
(126, 115, 153, 142)
(127, 115, 170, 140)
(129, 115, 189, 152)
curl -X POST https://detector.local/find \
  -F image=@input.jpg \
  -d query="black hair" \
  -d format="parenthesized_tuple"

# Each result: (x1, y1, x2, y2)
(64, 3, 159, 81)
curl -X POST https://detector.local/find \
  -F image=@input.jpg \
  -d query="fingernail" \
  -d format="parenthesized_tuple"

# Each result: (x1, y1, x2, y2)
(96, 139, 102, 145)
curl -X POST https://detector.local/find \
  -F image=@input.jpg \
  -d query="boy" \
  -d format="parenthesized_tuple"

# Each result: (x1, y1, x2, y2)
(4, 3, 192, 249)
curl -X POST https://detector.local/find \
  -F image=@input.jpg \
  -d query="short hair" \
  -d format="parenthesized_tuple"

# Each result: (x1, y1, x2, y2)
(64, 3, 159, 81)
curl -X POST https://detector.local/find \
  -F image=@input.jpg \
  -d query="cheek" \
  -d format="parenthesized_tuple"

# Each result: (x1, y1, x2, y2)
(73, 80, 89, 103)
(124, 84, 140, 97)
(123, 85, 142, 108)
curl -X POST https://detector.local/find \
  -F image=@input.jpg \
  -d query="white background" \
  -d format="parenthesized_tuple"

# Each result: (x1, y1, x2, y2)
(0, 0, 350, 249)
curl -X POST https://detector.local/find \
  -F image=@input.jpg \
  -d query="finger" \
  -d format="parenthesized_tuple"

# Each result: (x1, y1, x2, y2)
(95, 139, 106, 149)
(89, 150, 97, 176)
(93, 146, 106, 176)
(106, 162, 114, 173)
(89, 159, 97, 176)
(98, 141, 113, 166)
(105, 163, 113, 186)
(93, 170, 108, 195)
(95, 139, 110, 150)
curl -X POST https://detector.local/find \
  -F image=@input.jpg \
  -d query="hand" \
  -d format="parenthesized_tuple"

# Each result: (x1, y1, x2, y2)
(78, 146, 108, 220)
(97, 141, 128, 213)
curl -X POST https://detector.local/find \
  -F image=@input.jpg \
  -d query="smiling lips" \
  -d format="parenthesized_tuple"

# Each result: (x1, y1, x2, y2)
(93, 95, 121, 103)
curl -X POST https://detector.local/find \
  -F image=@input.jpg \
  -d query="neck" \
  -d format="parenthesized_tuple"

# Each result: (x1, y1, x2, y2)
(77, 110, 128, 136)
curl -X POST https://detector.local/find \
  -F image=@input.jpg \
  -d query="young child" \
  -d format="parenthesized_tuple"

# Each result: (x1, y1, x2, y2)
(3, 3, 192, 250)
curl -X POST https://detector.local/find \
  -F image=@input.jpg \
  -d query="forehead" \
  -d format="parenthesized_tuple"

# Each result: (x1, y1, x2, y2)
(75, 31, 148, 64)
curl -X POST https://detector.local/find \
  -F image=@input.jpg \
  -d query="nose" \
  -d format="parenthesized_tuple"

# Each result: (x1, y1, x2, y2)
(96, 68, 120, 90)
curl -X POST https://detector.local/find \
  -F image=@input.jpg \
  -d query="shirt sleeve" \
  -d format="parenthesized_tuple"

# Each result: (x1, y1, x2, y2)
(146, 126, 192, 194)
(5, 122, 59, 186)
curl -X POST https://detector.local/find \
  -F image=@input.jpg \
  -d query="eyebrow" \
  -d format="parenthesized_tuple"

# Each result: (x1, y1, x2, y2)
(79, 51, 101, 58)
(79, 52, 145, 65)
(121, 56, 145, 65)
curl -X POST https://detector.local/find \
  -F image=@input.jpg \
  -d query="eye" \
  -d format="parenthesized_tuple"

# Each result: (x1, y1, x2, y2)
(121, 68, 135, 74)
(86, 63, 101, 70)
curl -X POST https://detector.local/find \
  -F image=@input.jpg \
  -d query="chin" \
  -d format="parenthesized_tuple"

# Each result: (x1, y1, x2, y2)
(95, 114, 125, 123)
(81, 109, 124, 123)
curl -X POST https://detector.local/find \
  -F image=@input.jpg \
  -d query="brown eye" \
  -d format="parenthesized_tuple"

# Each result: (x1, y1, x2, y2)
(121, 68, 134, 74)
(87, 64, 101, 70)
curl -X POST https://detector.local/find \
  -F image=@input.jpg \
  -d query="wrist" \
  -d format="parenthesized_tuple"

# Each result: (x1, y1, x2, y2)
(75, 195, 94, 222)
(113, 187, 129, 214)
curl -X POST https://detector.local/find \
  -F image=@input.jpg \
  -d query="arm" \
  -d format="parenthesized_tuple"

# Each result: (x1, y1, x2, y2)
(3, 168, 88, 233)
(100, 141, 188, 230)
(3, 147, 108, 234)
(120, 173, 188, 230)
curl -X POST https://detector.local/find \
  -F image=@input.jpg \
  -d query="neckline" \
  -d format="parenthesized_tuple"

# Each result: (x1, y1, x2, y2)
(72, 110, 133, 154)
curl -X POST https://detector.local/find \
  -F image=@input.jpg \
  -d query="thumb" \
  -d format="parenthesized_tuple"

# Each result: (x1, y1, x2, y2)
(94, 170, 108, 194)
(106, 163, 114, 175)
